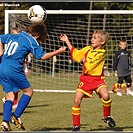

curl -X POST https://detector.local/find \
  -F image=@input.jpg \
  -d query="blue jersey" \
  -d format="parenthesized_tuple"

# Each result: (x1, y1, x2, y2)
(0, 31, 46, 93)
(0, 31, 46, 64)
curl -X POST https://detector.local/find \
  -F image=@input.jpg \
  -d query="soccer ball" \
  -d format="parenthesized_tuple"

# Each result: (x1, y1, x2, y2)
(28, 5, 47, 23)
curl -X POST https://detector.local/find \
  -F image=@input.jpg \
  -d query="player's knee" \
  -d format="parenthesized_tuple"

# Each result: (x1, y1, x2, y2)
(22, 87, 34, 96)
(102, 98, 112, 106)
(74, 98, 81, 106)
(29, 89, 34, 96)
(27, 89, 34, 96)
(102, 93, 109, 101)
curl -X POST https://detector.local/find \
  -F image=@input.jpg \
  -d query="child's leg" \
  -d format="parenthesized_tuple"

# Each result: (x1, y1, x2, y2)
(11, 93, 31, 130)
(10, 87, 33, 130)
(126, 82, 132, 91)
(13, 92, 18, 106)
(3, 92, 14, 123)
(98, 87, 116, 127)
(117, 77, 124, 96)
(98, 87, 112, 118)
(1, 92, 14, 131)
(125, 75, 133, 96)
(72, 106, 80, 127)
(72, 91, 84, 130)
(11, 93, 32, 130)
(13, 87, 33, 118)
(13, 93, 31, 118)
(102, 98, 112, 118)
(3, 100, 14, 122)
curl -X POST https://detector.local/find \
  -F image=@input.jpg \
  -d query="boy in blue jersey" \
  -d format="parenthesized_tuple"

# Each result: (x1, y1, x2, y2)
(0, 22, 66, 131)
(2, 27, 22, 109)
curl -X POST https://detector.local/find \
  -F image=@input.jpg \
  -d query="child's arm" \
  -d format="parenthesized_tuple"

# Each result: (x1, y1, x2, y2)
(41, 46, 66, 60)
(60, 34, 73, 50)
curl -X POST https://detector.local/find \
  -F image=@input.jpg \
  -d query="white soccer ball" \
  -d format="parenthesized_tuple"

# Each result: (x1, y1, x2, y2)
(28, 5, 47, 23)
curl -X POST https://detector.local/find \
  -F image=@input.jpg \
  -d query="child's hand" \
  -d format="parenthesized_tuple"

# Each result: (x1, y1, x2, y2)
(60, 34, 72, 50)
(60, 34, 68, 42)
(58, 46, 66, 53)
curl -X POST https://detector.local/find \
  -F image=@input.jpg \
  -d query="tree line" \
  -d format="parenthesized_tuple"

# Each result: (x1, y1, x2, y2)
(0, 2, 133, 34)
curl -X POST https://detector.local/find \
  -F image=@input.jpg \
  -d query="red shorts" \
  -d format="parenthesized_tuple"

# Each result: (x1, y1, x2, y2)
(77, 74, 107, 98)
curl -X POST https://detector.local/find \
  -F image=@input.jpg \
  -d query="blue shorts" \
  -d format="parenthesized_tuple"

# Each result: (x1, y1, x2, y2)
(0, 59, 30, 93)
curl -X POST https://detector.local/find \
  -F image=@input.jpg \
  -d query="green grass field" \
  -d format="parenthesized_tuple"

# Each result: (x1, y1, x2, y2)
(0, 74, 133, 132)
(0, 90, 133, 132)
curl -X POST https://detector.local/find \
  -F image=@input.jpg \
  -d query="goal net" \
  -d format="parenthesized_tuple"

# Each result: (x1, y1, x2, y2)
(5, 10, 133, 92)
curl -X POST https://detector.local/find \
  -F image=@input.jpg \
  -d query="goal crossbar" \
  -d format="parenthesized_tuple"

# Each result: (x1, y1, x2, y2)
(5, 9, 133, 34)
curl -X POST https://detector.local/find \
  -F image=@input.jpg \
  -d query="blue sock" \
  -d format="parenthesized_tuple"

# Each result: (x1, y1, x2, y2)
(3, 100, 14, 123)
(14, 94, 31, 118)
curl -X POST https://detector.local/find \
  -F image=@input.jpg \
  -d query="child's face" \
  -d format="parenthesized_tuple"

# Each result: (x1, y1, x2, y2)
(119, 42, 127, 50)
(91, 33, 105, 49)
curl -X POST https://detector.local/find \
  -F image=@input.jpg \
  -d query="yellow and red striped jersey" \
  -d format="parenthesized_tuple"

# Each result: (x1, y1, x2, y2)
(70, 46, 105, 76)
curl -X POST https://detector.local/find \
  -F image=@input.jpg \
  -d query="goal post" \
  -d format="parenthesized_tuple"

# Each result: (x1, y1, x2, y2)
(5, 10, 133, 34)
(5, 9, 133, 91)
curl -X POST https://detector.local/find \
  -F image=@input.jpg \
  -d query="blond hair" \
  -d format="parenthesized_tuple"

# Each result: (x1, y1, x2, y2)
(93, 30, 109, 46)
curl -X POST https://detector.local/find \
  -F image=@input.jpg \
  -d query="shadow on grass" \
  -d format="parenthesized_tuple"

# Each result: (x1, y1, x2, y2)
(0, 104, 49, 116)
(27, 104, 49, 108)
(0, 113, 3, 116)
(35, 127, 72, 131)
(89, 125, 133, 132)
(35, 124, 133, 132)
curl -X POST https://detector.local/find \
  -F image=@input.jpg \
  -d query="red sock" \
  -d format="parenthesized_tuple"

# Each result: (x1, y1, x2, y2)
(103, 106, 111, 118)
(72, 106, 80, 127)
(102, 99, 112, 118)
(13, 92, 18, 106)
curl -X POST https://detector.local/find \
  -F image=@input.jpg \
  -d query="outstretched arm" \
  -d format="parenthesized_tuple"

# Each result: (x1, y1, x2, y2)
(60, 34, 73, 50)
(41, 46, 66, 60)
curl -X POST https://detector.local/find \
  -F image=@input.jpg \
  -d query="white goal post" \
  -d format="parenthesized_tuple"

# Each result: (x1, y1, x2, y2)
(5, 10, 133, 34)
(5, 10, 133, 92)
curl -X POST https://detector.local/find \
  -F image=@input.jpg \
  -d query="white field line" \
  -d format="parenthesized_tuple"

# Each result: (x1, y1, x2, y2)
(33, 89, 75, 93)
(33, 89, 97, 93)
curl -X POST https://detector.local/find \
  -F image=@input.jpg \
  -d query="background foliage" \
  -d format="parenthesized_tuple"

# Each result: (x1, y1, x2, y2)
(1, 2, 133, 34)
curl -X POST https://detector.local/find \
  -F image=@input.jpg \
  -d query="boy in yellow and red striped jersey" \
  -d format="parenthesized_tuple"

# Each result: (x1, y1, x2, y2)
(60, 30, 116, 131)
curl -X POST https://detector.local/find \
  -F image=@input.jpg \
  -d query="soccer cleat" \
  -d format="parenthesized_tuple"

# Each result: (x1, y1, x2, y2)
(72, 126, 80, 131)
(127, 90, 133, 96)
(10, 115, 25, 130)
(117, 91, 122, 96)
(0, 121, 11, 131)
(102, 116, 116, 127)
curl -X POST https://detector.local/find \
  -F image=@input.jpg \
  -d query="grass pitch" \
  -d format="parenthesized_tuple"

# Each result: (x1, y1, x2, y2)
(0, 73, 133, 132)
(0, 90, 133, 132)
